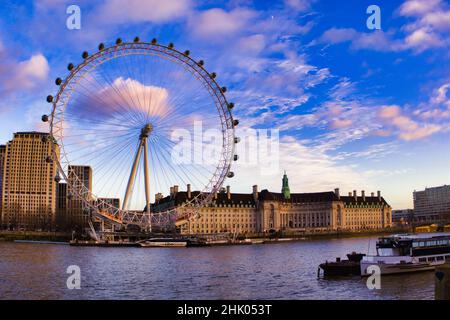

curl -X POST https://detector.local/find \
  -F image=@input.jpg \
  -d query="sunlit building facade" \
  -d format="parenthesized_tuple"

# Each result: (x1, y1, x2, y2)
(0, 145, 6, 225)
(153, 174, 392, 235)
(413, 185, 450, 222)
(0, 132, 60, 230)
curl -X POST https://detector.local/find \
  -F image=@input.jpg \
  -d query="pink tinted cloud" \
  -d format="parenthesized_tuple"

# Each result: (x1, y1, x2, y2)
(0, 53, 49, 96)
(330, 118, 352, 129)
(96, 0, 192, 24)
(398, 0, 442, 16)
(378, 105, 443, 141)
(398, 124, 442, 141)
(284, 0, 313, 12)
(189, 8, 257, 38)
(416, 83, 450, 119)
(399, 0, 450, 52)
(378, 105, 402, 118)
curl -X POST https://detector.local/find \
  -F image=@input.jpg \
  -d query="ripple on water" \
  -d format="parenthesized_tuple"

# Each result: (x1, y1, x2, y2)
(0, 238, 435, 300)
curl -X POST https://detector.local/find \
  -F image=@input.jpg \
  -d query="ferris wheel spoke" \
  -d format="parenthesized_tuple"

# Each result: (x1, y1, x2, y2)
(93, 61, 147, 125)
(61, 129, 137, 148)
(152, 92, 218, 128)
(61, 130, 136, 153)
(118, 54, 147, 125)
(64, 109, 139, 130)
(150, 135, 216, 187)
(63, 133, 136, 166)
(148, 141, 164, 197)
(92, 148, 135, 199)
(149, 141, 174, 197)
(68, 71, 143, 127)
(77, 70, 145, 127)
(151, 142, 190, 187)
(155, 111, 220, 134)
(132, 54, 149, 124)
(124, 53, 153, 125)
(85, 136, 136, 177)
(100, 141, 138, 200)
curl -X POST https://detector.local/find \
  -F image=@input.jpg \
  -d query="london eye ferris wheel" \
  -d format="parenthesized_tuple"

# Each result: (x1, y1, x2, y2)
(42, 37, 238, 231)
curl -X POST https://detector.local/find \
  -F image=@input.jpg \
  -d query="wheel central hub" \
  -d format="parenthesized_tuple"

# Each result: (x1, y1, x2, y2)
(140, 123, 153, 139)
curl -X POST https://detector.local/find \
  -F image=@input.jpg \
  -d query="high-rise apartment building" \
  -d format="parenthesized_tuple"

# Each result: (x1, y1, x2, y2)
(0, 145, 6, 225)
(1, 132, 59, 230)
(413, 185, 450, 222)
(56, 182, 67, 229)
(67, 165, 92, 229)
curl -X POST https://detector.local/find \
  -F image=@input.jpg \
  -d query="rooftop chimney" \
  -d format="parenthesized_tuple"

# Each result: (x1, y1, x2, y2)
(377, 190, 381, 201)
(187, 184, 191, 199)
(334, 188, 340, 199)
(226, 185, 231, 200)
(170, 186, 174, 196)
(155, 193, 163, 202)
(371, 192, 374, 197)
(253, 185, 258, 201)
(362, 190, 365, 202)
(353, 190, 357, 202)
(348, 192, 352, 197)
(173, 185, 179, 195)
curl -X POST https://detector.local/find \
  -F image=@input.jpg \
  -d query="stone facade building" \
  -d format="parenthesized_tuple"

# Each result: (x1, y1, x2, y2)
(0, 145, 5, 223)
(0, 132, 59, 230)
(152, 173, 392, 235)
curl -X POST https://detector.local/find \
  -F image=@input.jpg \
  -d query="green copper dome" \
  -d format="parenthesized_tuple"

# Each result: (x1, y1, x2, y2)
(281, 171, 291, 200)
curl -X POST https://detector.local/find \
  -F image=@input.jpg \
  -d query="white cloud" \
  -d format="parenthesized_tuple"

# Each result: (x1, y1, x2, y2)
(0, 53, 50, 95)
(189, 8, 257, 38)
(399, 0, 450, 52)
(317, 0, 450, 53)
(75, 77, 171, 119)
(284, 0, 312, 12)
(233, 134, 367, 194)
(319, 28, 358, 44)
(377, 105, 444, 141)
(404, 27, 444, 51)
(316, 28, 404, 52)
(421, 10, 450, 31)
(236, 34, 266, 55)
(398, 0, 442, 17)
(415, 82, 450, 119)
(96, 0, 192, 24)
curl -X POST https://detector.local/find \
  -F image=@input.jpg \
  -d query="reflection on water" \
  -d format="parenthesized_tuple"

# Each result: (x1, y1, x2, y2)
(0, 236, 434, 300)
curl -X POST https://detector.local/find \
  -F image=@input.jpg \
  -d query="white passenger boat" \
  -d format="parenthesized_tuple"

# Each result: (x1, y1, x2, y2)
(138, 238, 188, 247)
(361, 233, 450, 276)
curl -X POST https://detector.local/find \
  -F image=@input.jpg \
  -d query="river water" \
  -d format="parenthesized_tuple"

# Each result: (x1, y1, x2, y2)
(0, 236, 434, 300)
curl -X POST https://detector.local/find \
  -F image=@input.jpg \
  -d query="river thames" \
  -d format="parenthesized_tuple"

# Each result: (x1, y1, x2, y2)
(0, 236, 434, 300)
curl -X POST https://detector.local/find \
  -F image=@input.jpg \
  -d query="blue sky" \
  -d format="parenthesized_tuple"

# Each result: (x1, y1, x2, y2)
(0, 0, 449, 209)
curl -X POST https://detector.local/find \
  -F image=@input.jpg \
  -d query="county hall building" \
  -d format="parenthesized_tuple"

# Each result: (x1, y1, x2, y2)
(153, 172, 392, 235)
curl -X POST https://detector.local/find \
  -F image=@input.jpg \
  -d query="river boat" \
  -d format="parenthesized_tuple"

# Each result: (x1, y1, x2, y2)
(360, 233, 450, 276)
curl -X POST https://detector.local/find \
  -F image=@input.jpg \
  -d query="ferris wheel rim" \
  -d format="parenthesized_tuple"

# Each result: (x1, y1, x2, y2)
(48, 39, 237, 225)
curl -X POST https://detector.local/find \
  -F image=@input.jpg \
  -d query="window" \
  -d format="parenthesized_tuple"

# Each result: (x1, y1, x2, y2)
(419, 258, 426, 262)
